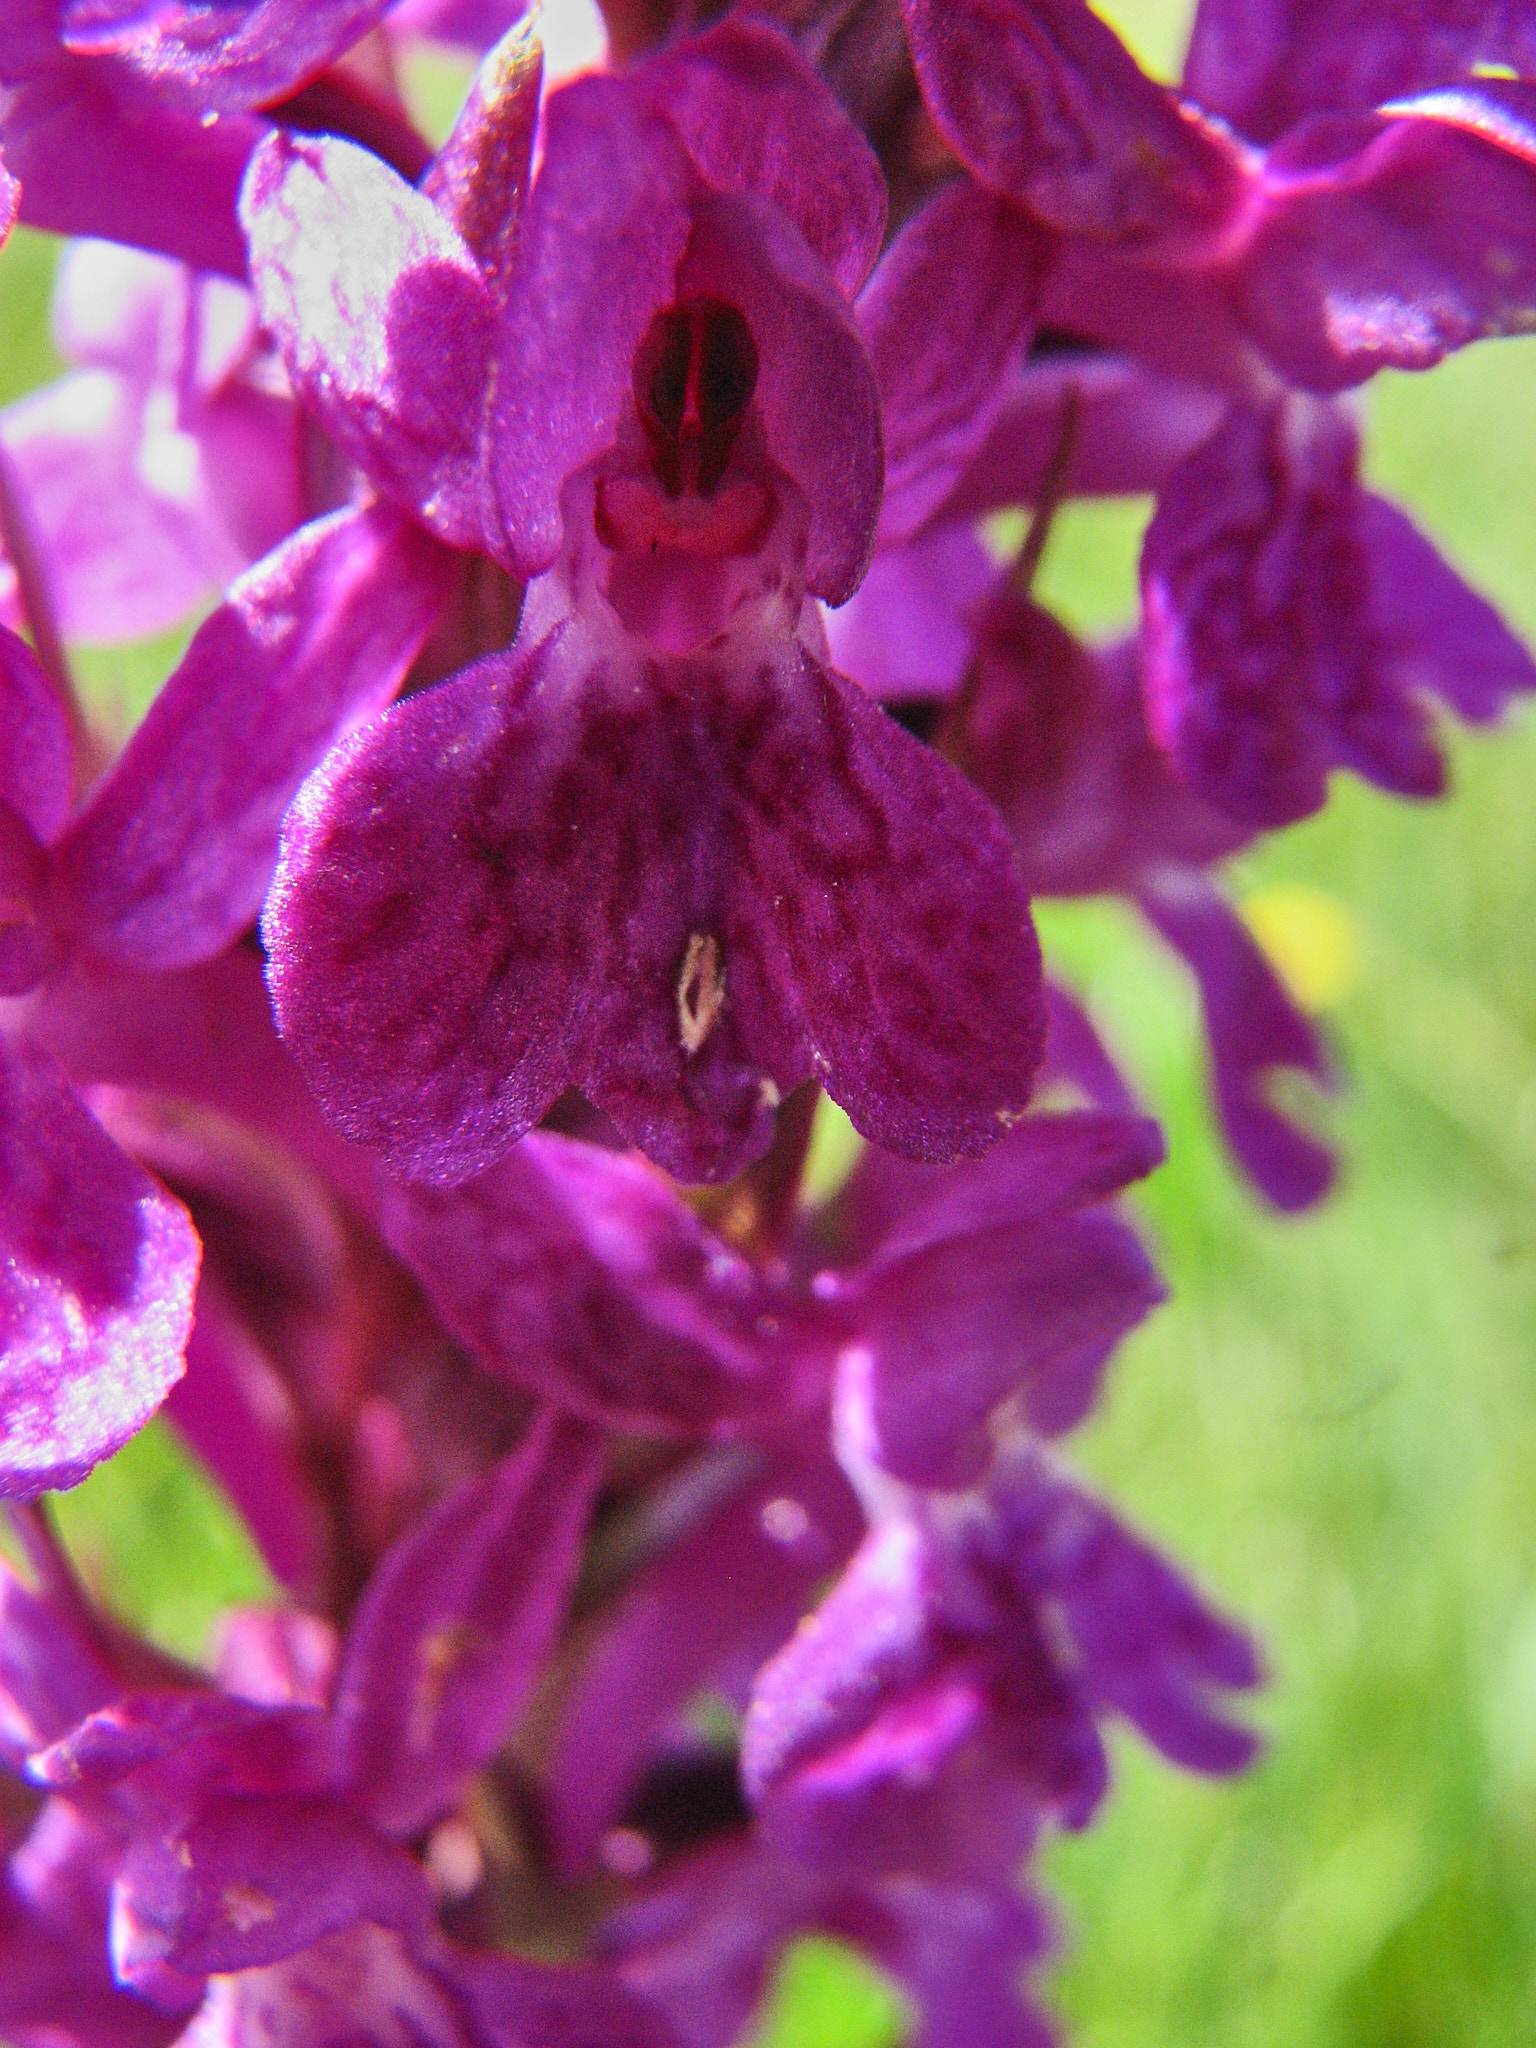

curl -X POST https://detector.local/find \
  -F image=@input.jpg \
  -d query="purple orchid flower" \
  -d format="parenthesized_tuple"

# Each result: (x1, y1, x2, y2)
(529, 1131, 1251, 2048)
(0, 239, 303, 647)
(889, 0, 1536, 828)
(245, 18, 1045, 1188)
(903, 0, 1536, 390)
(0, 1415, 674, 2045)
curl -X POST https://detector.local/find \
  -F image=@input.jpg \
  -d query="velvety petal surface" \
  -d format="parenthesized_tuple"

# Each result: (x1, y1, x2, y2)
(1138, 872, 1336, 1212)
(1140, 399, 1445, 829)
(1185, 0, 1536, 143)
(0, 148, 16, 244)
(993, 1451, 1262, 1773)
(860, 179, 1053, 548)
(178, 1924, 473, 2048)
(265, 625, 1044, 1185)
(56, 504, 452, 970)
(241, 132, 503, 555)
(112, 1796, 428, 1986)
(638, 18, 887, 297)
(0, 1033, 198, 1498)
(333, 1412, 604, 1836)
(902, 0, 1250, 250)
(490, 72, 696, 576)
(1238, 86, 1536, 390)
(1, 67, 259, 276)
(61, 0, 395, 113)
(825, 524, 995, 705)
(548, 1445, 862, 1874)
(420, 12, 541, 301)
(380, 1134, 823, 1434)
(0, 622, 72, 842)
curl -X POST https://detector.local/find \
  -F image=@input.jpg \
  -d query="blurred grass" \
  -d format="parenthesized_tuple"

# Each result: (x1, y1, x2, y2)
(6, 10, 1536, 2042)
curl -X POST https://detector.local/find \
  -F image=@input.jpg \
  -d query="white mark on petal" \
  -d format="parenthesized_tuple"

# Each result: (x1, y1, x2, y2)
(677, 932, 726, 1055)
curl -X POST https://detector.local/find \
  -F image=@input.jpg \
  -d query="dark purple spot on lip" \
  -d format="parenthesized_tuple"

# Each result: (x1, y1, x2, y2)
(633, 296, 760, 499)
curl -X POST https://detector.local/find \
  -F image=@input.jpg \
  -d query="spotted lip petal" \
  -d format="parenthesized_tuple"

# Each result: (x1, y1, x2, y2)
(1141, 396, 1535, 830)
(265, 620, 1044, 1188)
(0, 1033, 199, 1500)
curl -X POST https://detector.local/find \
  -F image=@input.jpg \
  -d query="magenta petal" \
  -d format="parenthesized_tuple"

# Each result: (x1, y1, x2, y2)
(333, 1412, 604, 1837)
(825, 524, 996, 706)
(0, 1034, 199, 1499)
(29, 1691, 336, 1803)
(55, 505, 451, 972)
(858, 1210, 1164, 1486)
(168, 1282, 326, 1595)
(841, 1107, 1165, 1268)
(1140, 399, 1445, 830)
(1359, 491, 1536, 722)
(1041, 982, 1139, 1114)
(860, 179, 1052, 548)
(902, 0, 1250, 250)
(181, 1924, 472, 2048)
(1239, 86, 1536, 390)
(380, 1133, 820, 1435)
(491, 72, 696, 577)
(4, 367, 259, 645)
(1, 1810, 179, 2048)
(548, 1446, 862, 1875)
(925, 352, 1228, 533)
(741, 1518, 943, 1802)
(241, 131, 503, 555)
(2, 68, 259, 277)
(112, 1796, 429, 1985)
(639, 18, 887, 297)
(1185, 0, 1536, 144)
(0, 1562, 117, 1763)
(61, 0, 395, 114)
(266, 632, 1044, 1186)
(0, 623, 72, 843)
(995, 1453, 1261, 1774)
(450, 1950, 676, 2048)
(675, 189, 883, 604)
(0, 147, 16, 244)
(420, 14, 541, 299)
(1139, 872, 1337, 1212)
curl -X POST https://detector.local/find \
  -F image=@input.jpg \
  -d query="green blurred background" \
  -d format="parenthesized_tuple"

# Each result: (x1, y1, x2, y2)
(4, 1, 1536, 2039)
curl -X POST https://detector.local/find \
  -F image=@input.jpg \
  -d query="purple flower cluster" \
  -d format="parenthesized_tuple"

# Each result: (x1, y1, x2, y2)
(0, 1, 1531, 2042)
